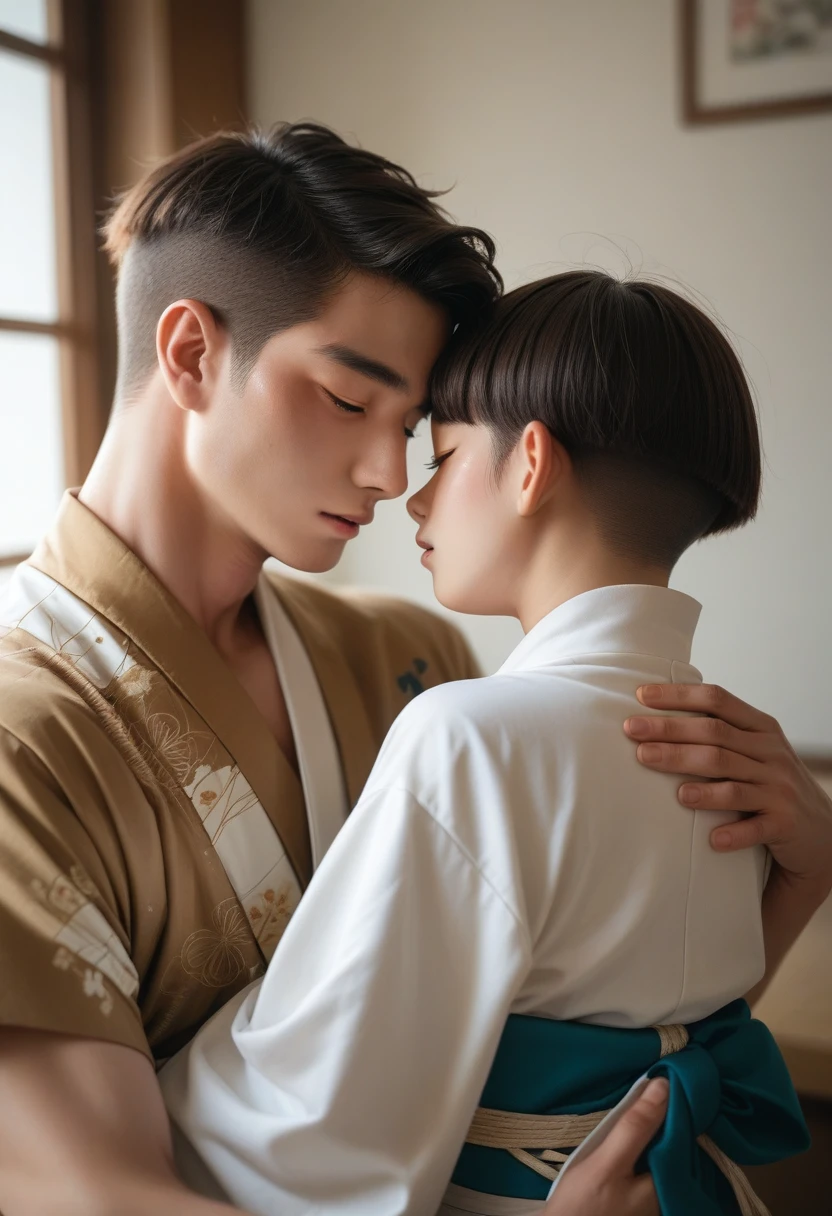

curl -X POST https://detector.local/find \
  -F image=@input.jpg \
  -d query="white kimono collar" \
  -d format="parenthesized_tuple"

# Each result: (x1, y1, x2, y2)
(499, 584, 703, 675)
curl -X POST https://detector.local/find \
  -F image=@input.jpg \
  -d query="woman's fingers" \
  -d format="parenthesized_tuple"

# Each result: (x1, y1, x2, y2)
(635, 683, 777, 734)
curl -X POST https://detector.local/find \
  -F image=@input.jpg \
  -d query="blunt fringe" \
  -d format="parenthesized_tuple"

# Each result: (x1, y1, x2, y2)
(103, 122, 502, 398)
(430, 271, 762, 553)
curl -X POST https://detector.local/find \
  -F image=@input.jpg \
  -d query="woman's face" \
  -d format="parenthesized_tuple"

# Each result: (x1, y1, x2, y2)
(407, 421, 524, 616)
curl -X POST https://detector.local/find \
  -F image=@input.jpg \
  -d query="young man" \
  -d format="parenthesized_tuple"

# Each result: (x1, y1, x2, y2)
(0, 124, 828, 1216)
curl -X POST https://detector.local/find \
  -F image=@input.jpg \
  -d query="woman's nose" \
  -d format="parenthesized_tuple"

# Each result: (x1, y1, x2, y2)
(406, 489, 425, 523)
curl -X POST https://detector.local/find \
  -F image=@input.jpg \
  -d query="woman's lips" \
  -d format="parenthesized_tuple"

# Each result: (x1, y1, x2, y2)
(416, 538, 434, 566)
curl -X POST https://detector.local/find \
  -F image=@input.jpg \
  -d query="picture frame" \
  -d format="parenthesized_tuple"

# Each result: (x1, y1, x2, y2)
(681, 0, 832, 124)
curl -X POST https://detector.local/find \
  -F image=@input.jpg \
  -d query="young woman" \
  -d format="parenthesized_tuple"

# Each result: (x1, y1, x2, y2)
(162, 271, 811, 1216)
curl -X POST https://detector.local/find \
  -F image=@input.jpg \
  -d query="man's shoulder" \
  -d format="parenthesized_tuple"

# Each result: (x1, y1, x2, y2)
(0, 623, 85, 725)
(0, 579, 138, 787)
(0, 561, 117, 733)
(265, 571, 482, 688)
(0, 639, 123, 796)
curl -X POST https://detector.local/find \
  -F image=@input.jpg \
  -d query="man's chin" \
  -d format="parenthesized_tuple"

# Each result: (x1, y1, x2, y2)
(262, 538, 347, 577)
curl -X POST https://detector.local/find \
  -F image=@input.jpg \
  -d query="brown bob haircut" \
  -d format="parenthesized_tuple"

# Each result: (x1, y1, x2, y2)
(103, 122, 502, 400)
(430, 271, 762, 568)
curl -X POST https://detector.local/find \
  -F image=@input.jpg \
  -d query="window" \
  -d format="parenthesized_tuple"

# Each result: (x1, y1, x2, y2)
(0, 0, 100, 563)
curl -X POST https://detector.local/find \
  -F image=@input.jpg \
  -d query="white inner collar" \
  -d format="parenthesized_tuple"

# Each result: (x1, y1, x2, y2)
(499, 584, 703, 675)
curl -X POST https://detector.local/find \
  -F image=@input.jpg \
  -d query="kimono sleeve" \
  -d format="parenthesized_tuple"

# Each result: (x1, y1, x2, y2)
(0, 725, 148, 1058)
(162, 776, 532, 1216)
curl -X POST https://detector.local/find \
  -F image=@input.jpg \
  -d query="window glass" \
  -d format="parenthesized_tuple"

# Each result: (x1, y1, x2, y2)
(0, 49, 58, 320)
(0, 0, 49, 45)
(0, 331, 63, 556)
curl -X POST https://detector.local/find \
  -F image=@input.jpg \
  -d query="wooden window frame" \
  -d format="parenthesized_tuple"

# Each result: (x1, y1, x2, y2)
(0, 0, 102, 566)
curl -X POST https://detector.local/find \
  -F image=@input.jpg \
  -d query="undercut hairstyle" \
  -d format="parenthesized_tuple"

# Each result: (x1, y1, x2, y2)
(102, 123, 502, 402)
(430, 271, 762, 569)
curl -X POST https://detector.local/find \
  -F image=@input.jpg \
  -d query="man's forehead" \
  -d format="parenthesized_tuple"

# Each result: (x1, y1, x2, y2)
(314, 274, 448, 356)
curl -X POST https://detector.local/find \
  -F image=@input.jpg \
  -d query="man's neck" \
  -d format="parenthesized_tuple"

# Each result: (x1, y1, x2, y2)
(79, 386, 267, 649)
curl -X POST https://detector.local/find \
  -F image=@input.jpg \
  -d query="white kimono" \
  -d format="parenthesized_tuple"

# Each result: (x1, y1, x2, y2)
(161, 584, 767, 1216)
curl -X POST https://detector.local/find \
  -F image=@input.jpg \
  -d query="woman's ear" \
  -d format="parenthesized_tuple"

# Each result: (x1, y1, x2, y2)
(516, 422, 570, 518)
(155, 298, 225, 412)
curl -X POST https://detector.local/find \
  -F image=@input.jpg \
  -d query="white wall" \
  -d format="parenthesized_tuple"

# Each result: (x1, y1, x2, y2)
(248, 0, 832, 753)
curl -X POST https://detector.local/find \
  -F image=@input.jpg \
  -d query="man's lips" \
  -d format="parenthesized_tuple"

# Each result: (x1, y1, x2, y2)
(321, 511, 373, 537)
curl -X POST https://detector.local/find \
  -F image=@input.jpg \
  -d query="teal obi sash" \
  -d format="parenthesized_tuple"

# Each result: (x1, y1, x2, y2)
(452, 1000, 809, 1214)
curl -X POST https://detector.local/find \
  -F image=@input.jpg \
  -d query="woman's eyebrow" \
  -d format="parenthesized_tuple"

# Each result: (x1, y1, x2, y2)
(317, 343, 409, 392)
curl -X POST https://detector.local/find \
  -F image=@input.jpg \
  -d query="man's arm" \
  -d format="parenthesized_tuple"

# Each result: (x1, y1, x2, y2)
(625, 683, 832, 994)
(0, 722, 232, 1211)
(0, 1029, 245, 1216)
(746, 866, 830, 1006)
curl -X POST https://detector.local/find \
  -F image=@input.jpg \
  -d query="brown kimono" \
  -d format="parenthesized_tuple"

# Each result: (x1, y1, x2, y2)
(0, 493, 479, 1064)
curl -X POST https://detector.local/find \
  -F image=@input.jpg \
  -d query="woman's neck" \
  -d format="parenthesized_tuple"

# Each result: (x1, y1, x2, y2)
(514, 529, 669, 634)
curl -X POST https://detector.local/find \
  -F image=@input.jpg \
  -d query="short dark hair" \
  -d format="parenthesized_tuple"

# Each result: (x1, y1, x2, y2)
(103, 122, 502, 400)
(430, 271, 761, 567)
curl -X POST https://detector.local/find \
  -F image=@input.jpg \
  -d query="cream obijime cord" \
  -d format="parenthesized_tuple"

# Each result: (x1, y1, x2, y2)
(464, 1024, 771, 1216)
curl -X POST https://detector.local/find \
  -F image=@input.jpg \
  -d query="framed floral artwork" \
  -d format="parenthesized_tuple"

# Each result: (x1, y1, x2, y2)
(682, 0, 832, 122)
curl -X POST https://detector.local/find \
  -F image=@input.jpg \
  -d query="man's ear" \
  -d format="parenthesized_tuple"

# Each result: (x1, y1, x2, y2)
(516, 422, 570, 518)
(155, 299, 226, 412)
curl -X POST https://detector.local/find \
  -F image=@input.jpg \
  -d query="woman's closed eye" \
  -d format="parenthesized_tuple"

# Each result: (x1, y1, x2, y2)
(425, 449, 454, 471)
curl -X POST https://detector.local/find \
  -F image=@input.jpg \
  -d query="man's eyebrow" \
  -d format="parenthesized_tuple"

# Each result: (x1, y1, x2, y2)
(318, 343, 409, 392)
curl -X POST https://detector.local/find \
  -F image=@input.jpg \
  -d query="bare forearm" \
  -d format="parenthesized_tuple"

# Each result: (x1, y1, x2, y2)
(0, 1030, 248, 1216)
(2, 1178, 245, 1216)
(88, 1181, 245, 1216)
(747, 866, 831, 1007)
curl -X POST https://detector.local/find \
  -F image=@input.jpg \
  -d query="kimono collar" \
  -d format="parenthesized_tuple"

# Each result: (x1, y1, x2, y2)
(499, 584, 702, 675)
(28, 490, 315, 887)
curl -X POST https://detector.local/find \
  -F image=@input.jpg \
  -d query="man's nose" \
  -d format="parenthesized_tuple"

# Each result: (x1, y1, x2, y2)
(356, 433, 409, 502)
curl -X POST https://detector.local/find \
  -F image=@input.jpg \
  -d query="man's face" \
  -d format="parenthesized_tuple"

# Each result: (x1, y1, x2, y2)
(187, 274, 447, 571)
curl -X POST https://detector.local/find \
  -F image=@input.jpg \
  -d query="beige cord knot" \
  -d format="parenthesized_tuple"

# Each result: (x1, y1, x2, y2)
(655, 1022, 689, 1057)
(464, 1022, 771, 1214)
